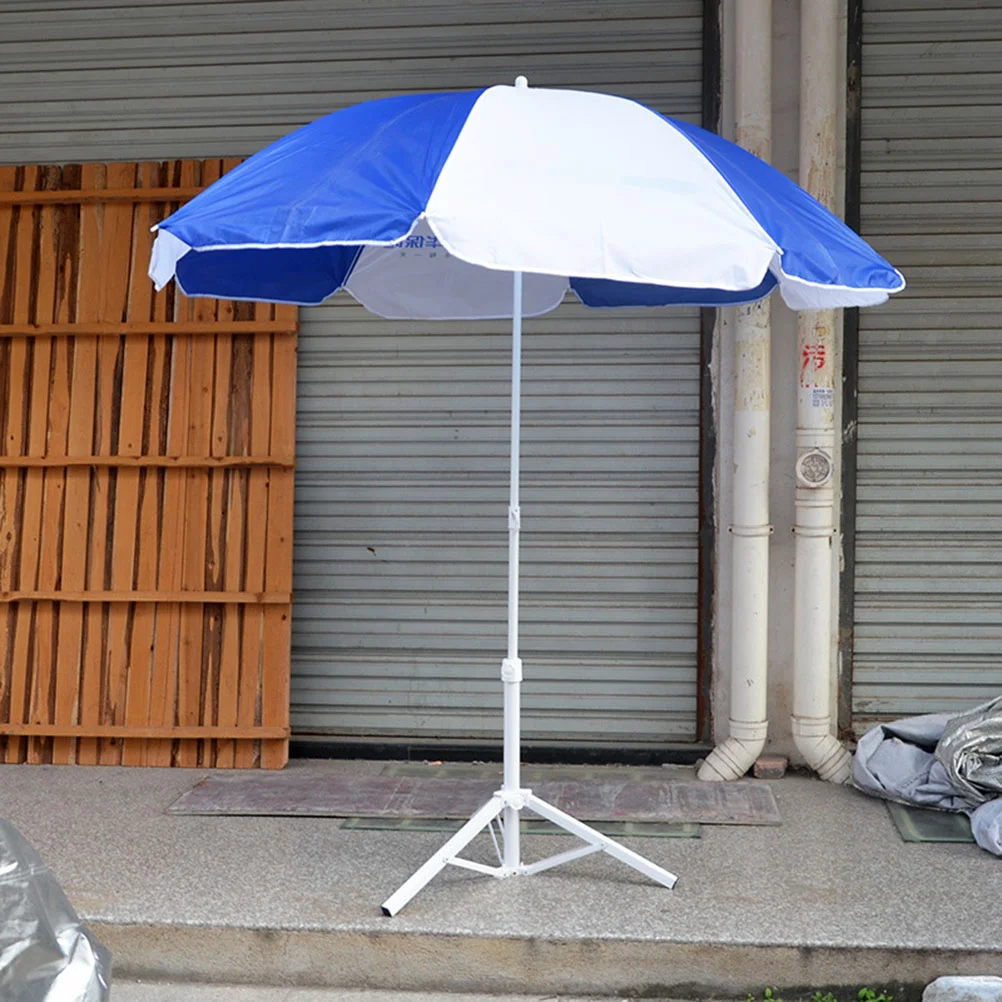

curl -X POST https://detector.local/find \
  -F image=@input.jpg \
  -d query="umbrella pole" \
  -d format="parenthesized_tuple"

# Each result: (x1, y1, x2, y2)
(381, 269, 679, 918)
(501, 271, 524, 871)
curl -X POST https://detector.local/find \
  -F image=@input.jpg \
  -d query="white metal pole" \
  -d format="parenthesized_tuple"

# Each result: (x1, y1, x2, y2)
(792, 0, 851, 783)
(499, 72, 530, 873)
(508, 280, 523, 669)
(502, 269, 524, 870)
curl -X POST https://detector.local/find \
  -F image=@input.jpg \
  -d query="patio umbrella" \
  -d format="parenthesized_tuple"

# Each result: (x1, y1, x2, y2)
(149, 79, 904, 916)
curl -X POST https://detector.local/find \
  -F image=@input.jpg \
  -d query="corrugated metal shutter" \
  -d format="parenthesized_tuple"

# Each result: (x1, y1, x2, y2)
(294, 301, 699, 742)
(0, 0, 699, 164)
(853, 0, 1002, 727)
(0, 0, 704, 744)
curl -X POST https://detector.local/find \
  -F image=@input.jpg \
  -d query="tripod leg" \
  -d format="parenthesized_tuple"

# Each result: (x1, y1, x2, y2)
(525, 793, 678, 889)
(381, 795, 506, 916)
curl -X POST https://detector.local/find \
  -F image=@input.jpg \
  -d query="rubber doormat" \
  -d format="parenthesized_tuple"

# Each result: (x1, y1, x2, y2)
(885, 801, 974, 843)
(167, 769, 781, 825)
(340, 817, 700, 838)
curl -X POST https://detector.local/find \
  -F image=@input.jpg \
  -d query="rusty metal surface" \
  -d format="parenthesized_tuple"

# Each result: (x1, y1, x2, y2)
(167, 772, 780, 825)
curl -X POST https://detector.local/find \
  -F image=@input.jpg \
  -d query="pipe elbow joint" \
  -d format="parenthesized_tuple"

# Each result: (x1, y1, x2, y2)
(792, 720, 851, 784)
(698, 723, 767, 782)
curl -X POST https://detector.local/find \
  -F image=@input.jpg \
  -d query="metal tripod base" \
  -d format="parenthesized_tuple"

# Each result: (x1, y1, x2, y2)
(380, 787, 678, 917)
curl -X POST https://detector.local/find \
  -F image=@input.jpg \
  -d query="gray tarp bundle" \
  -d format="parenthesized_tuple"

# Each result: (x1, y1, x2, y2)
(852, 695, 1002, 857)
(0, 820, 110, 1001)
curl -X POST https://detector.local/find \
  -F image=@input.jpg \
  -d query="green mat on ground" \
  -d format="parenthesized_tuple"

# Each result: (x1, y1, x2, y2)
(885, 801, 974, 843)
(340, 816, 700, 838)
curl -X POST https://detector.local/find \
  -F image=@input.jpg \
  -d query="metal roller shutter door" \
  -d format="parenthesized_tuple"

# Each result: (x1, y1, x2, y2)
(0, 0, 705, 745)
(0, 0, 701, 164)
(853, 0, 1002, 727)
(293, 300, 700, 743)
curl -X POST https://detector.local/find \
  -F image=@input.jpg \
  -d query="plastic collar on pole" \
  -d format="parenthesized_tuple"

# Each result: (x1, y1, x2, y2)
(501, 657, 523, 683)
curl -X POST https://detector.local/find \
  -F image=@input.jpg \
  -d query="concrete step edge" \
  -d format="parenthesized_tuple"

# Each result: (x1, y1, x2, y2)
(91, 920, 1002, 999)
(112, 983, 638, 1002)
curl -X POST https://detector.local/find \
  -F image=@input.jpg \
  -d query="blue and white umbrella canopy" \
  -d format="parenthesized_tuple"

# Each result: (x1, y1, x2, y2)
(149, 83, 904, 318)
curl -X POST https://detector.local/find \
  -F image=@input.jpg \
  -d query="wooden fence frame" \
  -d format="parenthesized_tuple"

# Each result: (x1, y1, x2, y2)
(0, 160, 297, 768)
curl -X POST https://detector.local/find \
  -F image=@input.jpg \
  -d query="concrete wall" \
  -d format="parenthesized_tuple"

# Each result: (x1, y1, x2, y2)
(712, 0, 848, 761)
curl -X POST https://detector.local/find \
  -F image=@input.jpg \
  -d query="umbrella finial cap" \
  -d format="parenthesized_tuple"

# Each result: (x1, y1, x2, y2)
(515, 75, 529, 89)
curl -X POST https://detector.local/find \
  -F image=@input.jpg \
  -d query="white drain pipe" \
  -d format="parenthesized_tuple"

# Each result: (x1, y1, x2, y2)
(791, 0, 852, 783)
(699, 0, 772, 782)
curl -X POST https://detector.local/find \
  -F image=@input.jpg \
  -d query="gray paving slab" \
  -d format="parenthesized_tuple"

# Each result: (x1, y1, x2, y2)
(2, 759, 1000, 996)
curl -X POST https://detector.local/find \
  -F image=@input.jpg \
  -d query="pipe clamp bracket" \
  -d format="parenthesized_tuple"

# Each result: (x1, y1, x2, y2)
(730, 523, 774, 538)
(793, 525, 836, 538)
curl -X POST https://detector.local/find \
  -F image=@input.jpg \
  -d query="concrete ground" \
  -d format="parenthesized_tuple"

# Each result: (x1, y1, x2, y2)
(3, 759, 1001, 998)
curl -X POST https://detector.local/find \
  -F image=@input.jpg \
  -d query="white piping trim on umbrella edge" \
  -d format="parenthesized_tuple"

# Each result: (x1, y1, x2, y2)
(154, 222, 905, 306)
(417, 217, 786, 293)
(663, 120, 907, 302)
(771, 263, 906, 296)
(150, 213, 425, 248)
(156, 216, 781, 293)
(152, 222, 906, 299)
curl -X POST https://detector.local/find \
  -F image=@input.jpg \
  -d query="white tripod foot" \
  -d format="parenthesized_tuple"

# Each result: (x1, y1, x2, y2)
(381, 795, 506, 916)
(524, 792, 678, 889)
(381, 788, 677, 916)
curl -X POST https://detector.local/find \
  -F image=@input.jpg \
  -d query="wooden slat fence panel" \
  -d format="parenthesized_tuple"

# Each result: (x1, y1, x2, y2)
(0, 160, 297, 767)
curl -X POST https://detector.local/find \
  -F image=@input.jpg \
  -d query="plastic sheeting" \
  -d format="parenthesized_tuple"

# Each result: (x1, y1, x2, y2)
(852, 696, 1002, 858)
(935, 695, 1002, 805)
(970, 801, 1002, 859)
(0, 820, 110, 1001)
